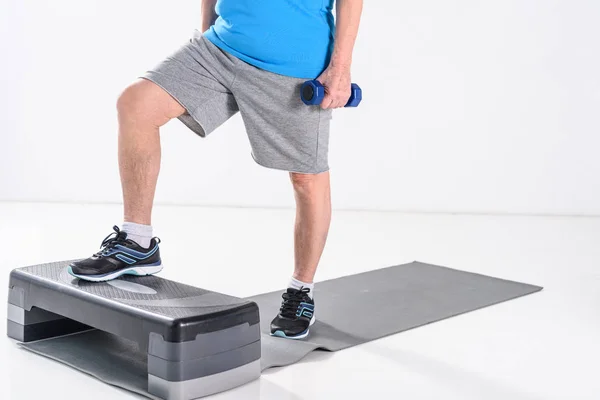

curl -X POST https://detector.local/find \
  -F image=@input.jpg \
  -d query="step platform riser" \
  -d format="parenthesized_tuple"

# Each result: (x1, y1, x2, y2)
(149, 340, 261, 382)
(7, 304, 91, 342)
(148, 323, 260, 361)
(148, 360, 261, 400)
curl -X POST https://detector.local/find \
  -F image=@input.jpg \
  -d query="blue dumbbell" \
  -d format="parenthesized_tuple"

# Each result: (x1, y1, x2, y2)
(301, 80, 362, 107)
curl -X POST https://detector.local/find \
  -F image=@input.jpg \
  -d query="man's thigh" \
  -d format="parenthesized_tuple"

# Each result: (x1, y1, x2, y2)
(233, 64, 333, 174)
(141, 31, 240, 137)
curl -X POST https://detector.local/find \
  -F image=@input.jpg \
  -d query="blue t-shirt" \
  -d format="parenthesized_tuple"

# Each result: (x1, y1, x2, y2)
(204, 0, 335, 79)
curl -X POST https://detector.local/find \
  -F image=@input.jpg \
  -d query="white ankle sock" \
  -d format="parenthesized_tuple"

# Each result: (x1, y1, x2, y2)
(288, 277, 314, 299)
(121, 222, 153, 248)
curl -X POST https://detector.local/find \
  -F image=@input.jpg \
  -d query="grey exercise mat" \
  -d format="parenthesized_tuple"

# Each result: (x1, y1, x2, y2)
(19, 262, 542, 398)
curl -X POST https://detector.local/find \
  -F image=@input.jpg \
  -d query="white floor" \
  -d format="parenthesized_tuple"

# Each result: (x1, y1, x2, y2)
(1, 202, 599, 400)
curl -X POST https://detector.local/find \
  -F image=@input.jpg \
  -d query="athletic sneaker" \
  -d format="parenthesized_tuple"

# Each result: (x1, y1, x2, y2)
(270, 287, 315, 340)
(68, 226, 162, 282)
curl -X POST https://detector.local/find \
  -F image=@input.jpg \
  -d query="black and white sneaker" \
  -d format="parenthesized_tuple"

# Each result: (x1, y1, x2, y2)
(270, 287, 315, 340)
(68, 226, 162, 282)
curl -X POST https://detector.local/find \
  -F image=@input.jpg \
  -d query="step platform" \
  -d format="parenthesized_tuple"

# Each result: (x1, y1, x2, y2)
(7, 261, 261, 399)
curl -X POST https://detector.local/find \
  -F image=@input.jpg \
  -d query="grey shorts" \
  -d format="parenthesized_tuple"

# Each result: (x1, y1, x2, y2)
(142, 31, 332, 174)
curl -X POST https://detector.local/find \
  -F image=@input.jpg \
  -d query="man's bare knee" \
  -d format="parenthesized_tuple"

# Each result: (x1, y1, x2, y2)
(117, 79, 185, 129)
(290, 172, 329, 198)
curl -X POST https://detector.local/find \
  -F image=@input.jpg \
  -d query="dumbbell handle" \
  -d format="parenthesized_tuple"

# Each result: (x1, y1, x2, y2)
(300, 80, 362, 107)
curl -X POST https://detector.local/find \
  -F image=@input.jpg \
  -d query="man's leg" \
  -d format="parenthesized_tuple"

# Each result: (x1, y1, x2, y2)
(69, 79, 184, 281)
(224, 46, 334, 338)
(290, 171, 332, 283)
(118, 79, 185, 226)
(71, 34, 239, 282)
(268, 171, 330, 339)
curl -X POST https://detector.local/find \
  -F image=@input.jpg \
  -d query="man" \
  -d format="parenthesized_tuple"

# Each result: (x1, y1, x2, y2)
(69, 0, 363, 340)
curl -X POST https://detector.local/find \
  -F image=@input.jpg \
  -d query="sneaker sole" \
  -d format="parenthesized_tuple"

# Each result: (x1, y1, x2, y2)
(67, 264, 163, 282)
(270, 315, 316, 340)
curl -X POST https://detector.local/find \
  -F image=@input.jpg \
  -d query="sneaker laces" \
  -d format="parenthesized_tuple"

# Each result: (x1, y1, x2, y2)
(94, 225, 129, 257)
(280, 287, 311, 319)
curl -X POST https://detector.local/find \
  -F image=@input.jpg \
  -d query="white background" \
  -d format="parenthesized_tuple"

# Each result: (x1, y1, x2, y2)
(1, 0, 599, 215)
(1, 3, 599, 399)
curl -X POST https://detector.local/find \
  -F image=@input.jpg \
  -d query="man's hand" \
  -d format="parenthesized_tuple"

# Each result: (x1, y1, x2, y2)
(316, 64, 352, 109)
(317, 0, 363, 109)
